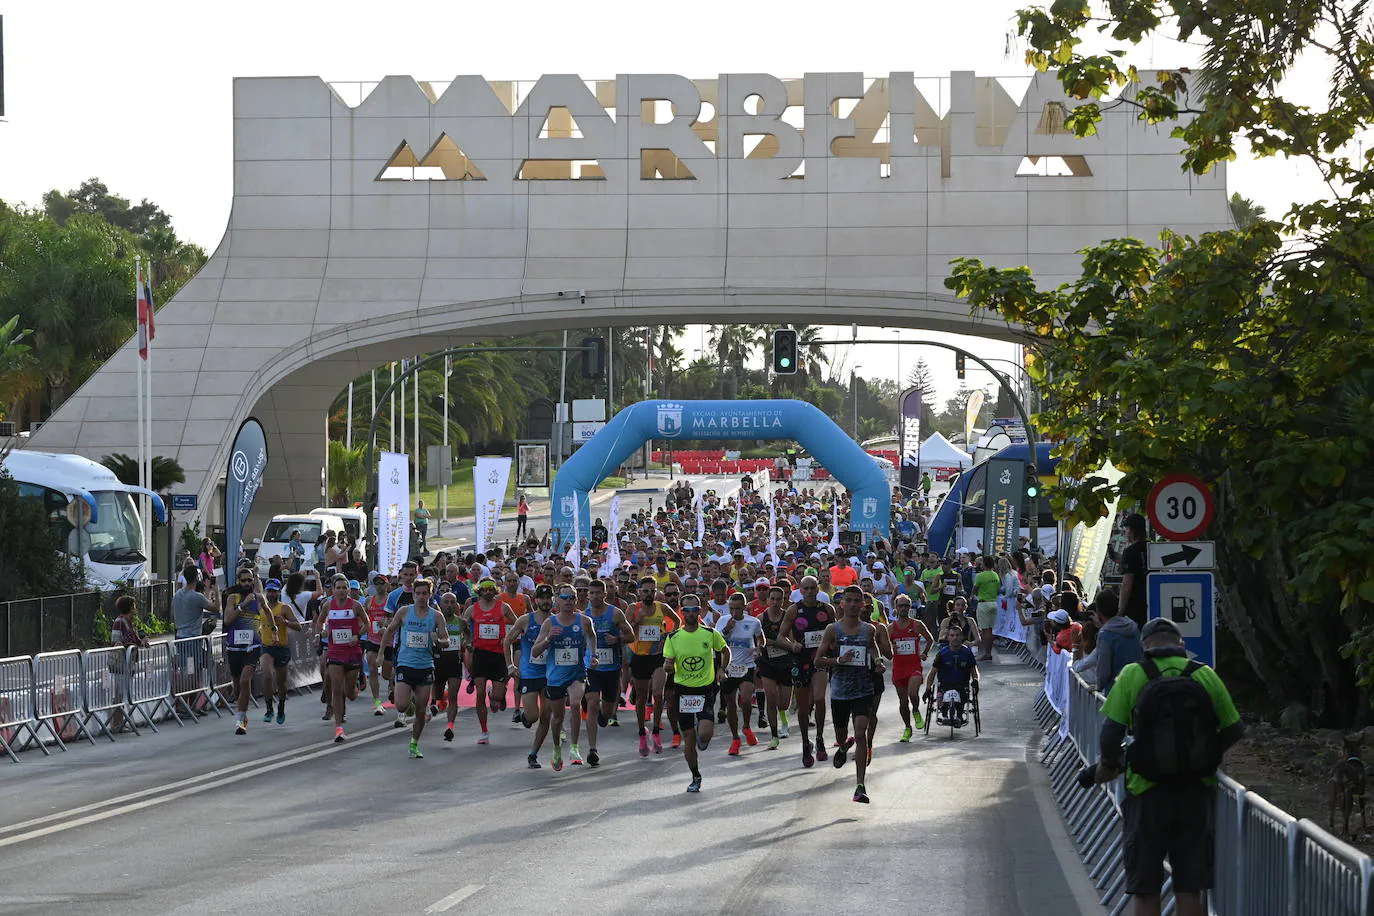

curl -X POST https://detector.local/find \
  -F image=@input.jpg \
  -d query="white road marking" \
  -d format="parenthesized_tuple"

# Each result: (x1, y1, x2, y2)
(0, 725, 398, 848)
(424, 884, 485, 913)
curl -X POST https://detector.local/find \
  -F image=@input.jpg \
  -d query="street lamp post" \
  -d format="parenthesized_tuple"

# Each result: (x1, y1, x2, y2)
(851, 365, 862, 439)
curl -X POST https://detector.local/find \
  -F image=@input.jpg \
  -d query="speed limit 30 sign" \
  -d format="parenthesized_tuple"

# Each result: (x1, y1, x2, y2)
(1146, 474, 1216, 541)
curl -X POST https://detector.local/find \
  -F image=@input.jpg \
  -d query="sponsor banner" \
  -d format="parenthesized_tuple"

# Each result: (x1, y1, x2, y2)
(473, 456, 512, 554)
(964, 390, 986, 447)
(982, 458, 1024, 557)
(377, 451, 410, 575)
(899, 387, 923, 493)
(991, 416, 1027, 444)
(224, 418, 268, 575)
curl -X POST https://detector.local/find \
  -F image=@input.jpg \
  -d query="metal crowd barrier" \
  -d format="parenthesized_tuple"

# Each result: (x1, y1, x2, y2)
(2, 631, 329, 761)
(127, 642, 176, 731)
(32, 650, 93, 748)
(0, 655, 40, 761)
(1029, 649, 1374, 915)
(170, 636, 213, 721)
(82, 645, 133, 740)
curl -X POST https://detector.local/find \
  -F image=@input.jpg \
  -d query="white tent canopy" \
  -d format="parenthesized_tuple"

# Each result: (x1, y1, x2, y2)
(917, 431, 972, 470)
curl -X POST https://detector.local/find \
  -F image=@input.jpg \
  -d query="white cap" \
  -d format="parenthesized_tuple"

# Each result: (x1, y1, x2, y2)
(1048, 609, 1071, 624)
(873, 561, 885, 569)
(754, 576, 770, 587)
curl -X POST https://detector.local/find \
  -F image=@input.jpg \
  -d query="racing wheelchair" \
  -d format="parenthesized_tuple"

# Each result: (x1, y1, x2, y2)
(922, 678, 980, 739)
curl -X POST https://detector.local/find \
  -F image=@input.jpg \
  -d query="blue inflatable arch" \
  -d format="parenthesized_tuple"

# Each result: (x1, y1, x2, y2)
(550, 399, 891, 547)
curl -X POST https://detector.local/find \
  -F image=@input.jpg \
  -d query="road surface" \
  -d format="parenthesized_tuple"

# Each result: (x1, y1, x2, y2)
(0, 653, 1094, 915)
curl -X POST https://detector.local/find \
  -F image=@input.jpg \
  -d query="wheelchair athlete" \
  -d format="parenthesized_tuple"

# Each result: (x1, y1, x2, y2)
(923, 625, 979, 727)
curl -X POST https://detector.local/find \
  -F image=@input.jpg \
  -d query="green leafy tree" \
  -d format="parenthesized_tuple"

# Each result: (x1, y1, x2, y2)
(946, 0, 1374, 722)
(0, 456, 85, 600)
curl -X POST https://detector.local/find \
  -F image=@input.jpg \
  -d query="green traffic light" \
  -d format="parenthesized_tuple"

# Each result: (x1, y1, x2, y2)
(780, 357, 792, 368)
(1027, 485, 1039, 498)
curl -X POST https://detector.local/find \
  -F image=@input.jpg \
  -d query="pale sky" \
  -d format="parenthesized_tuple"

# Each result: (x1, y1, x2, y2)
(0, 1, 1330, 405)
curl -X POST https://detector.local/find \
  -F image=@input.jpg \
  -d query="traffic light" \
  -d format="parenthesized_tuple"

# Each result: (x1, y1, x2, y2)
(771, 328, 798, 375)
(955, 353, 966, 380)
(1026, 463, 1040, 499)
(581, 336, 605, 378)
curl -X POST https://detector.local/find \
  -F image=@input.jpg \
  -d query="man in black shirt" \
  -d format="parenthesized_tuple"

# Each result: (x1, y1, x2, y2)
(1118, 514, 1149, 627)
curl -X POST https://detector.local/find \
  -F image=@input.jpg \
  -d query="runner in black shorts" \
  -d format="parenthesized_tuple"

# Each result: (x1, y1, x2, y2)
(756, 586, 795, 749)
(780, 576, 835, 768)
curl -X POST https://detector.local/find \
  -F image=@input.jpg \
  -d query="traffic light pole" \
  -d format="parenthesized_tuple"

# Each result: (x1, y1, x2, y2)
(363, 343, 597, 568)
(811, 337, 1041, 550)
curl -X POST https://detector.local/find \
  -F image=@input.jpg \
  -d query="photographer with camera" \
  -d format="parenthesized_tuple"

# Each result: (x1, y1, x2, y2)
(1078, 617, 1243, 916)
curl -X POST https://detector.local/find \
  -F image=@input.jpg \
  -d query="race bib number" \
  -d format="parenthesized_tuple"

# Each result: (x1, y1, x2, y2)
(231, 629, 254, 647)
(530, 650, 547, 666)
(478, 623, 500, 640)
(840, 645, 868, 667)
(726, 663, 748, 679)
(943, 585, 956, 595)
(803, 630, 824, 649)
(554, 647, 579, 667)
(678, 694, 705, 713)
(330, 628, 354, 645)
(594, 648, 614, 666)
(370, 619, 382, 636)
(895, 638, 917, 656)
(638, 625, 661, 643)
(404, 631, 429, 649)
(766, 646, 788, 658)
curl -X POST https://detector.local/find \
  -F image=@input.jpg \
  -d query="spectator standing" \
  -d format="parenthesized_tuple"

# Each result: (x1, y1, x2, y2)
(1118, 514, 1149, 627)
(1094, 618, 1243, 916)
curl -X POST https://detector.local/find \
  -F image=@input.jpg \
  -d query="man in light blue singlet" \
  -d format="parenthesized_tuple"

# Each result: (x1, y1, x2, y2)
(530, 586, 600, 772)
(376, 578, 448, 758)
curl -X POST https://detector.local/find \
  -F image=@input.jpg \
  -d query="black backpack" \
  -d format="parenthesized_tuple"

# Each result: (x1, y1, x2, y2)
(1126, 657, 1221, 782)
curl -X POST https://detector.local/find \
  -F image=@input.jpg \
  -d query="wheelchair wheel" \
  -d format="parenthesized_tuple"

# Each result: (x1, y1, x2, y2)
(922, 695, 933, 737)
(972, 685, 981, 736)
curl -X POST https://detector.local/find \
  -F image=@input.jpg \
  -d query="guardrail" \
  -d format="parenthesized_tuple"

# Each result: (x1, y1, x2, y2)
(0, 626, 323, 761)
(1033, 646, 1374, 915)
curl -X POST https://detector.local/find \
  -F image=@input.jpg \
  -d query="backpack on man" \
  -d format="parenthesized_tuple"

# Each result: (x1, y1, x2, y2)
(1126, 657, 1221, 782)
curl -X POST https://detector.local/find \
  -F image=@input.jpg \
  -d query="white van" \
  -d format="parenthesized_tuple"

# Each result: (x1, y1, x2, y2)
(255, 514, 346, 577)
(310, 507, 369, 555)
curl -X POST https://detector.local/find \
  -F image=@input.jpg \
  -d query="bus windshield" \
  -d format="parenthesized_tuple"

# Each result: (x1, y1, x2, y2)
(86, 490, 145, 563)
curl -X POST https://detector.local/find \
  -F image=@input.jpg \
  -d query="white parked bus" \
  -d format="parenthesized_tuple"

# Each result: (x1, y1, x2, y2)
(2, 450, 167, 589)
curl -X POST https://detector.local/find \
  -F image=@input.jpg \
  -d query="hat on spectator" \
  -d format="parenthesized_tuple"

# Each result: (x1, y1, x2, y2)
(1047, 609, 1071, 624)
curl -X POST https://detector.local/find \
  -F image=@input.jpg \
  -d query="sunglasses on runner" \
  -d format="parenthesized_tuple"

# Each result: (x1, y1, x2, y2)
(556, 592, 575, 600)
(664, 591, 680, 598)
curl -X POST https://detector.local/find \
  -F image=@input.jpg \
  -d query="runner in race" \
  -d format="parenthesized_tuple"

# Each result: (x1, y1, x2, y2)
(463, 578, 517, 745)
(780, 575, 835, 767)
(756, 584, 794, 748)
(889, 593, 933, 741)
(436, 590, 468, 742)
(258, 578, 301, 725)
(375, 577, 448, 758)
(503, 584, 556, 768)
(317, 574, 367, 742)
(530, 585, 599, 771)
(385, 561, 420, 724)
(814, 585, 885, 803)
(360, 573, 391, 715)
(223, 573, 271, 736)
(716, 590, 763, 756)
(663, 593, 728, 793)
(585, 578, 635, 767)
(628, 577, 681, 757)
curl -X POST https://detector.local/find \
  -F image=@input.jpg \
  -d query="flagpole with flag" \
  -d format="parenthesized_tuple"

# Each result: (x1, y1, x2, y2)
(142, 258, 156, 578)
(135, 256, 148, 574)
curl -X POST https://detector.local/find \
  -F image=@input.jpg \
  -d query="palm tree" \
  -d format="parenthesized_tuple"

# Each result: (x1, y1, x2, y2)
(330, 351, 541, 470)
(1228, 192, 1267, 229)
(326, 440, 367, 504)
(99, 454, 186, 492)
(708, 325, 763, 392)
(0, 316, 36, 418)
